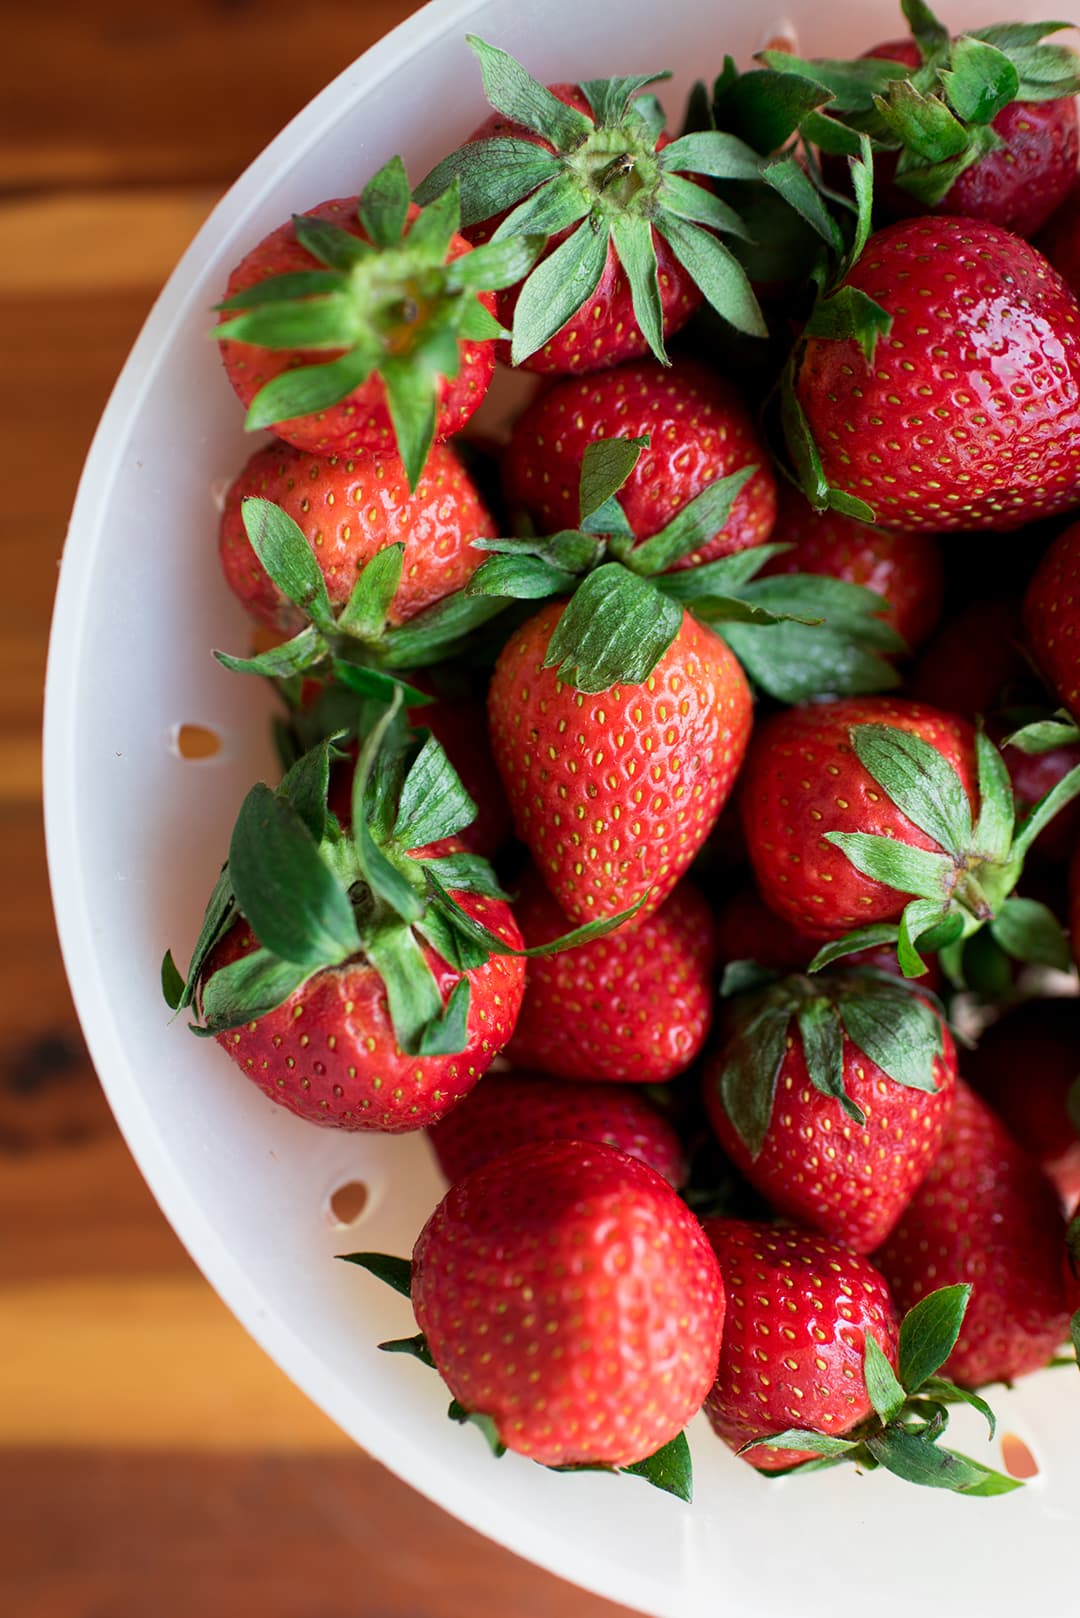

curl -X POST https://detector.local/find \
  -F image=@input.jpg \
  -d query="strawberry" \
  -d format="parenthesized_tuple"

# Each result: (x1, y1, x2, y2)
(909, 596, 1024, 718)
(793, 216, 1080, 533)
(701, 1218, 1015, 1491)
(965, 997, 1080, 1209)
(501, 358, 777, 569)
(702, 1219, 899, 1471)
(1038, 173, 1080, 292)
(214, 156, 541, 487)
(703, 966, 956, 1252)
(803, 22, 1080, 240)
(738, 694, 1080, 983)
(488, 598, 751, 925)
(218, 440, 496, 633)
(1023, 518, 1080, 724)
(415, 40, 768, 373)
(1066, 1208, 1080, 1354)
(758, 483, 943, 651)
(163, 706, 530, 1132)
(348, 1141, 726, 1488)
(506, 869, 717, 1083)
(875, 1082, 1070, 1387)
(426, 1070, 688, 1187)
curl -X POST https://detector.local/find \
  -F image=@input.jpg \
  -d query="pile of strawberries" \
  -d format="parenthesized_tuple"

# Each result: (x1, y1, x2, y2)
(165, 4, 1080, 1503)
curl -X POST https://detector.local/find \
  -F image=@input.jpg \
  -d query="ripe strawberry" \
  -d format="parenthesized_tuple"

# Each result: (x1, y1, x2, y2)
(415, 41, 767, 373)
(1038, 173, 1080, 292)
(852, 31, 1079, 239)
(759, 483, 943, 650)
(219, 440, 496, 633)
(909, 596, 1024, 718)
(738, 694, 1080, 981)
(407, 1141, 725, 1469)
(426, 1070, 688, 1187)
(1023, 518, 1080, 723)
(739, 695, 977, 939)
(164, 705, 531, 1133)
(215, 157, 540, 487)
(702, 1220, 898, 1471)
(501, 359, 777, 568)
(795, 217, 1080, 533)
(875, 1082, 1070, 1387)
(506, 869, 717, 1083)
(965, 998, 1080, 1209)
(488, 599, 752, 925)
(703, 967, 956, 1252)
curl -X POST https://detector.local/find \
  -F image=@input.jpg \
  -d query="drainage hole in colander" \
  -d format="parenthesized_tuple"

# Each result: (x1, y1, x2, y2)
(173, 723, 223, 760)
(328, 1180, 370, 1227)
(1000, 1433, 1039, 1479)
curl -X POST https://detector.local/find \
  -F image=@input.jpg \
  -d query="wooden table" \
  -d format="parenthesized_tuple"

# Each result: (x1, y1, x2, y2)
(0, 6, 629, 1613)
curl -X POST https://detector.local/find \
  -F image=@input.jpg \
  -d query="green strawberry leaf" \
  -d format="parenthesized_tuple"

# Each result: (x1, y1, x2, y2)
(228, 783, 360, 967)
(419, 853, 509, 900)
(619, 1430, 693, 1502)
(413, 137, 562, 226)
(278, 733, 341, 844)
(378, 587, 509, 668)
(806, 923, 901, 973)
(448, 1397, 508, 1458)
(863, 1335, 907, 1425)
(652, 541, 791, 601)
(756, 51, 911, 114)
(654, 213, 766, 337)
(970, 727, 1015, 863)
(897, 1284, 972, 1394)
(1071, 1311, 1080, 1366)
(165, 865, 235, 1013)
(358, 155, 412, 248)
(240, 498, 337, 635)
(423, 867, 646, 961)
(720, 620, 901, 704)
(803, 285, 893, 365)
(364, 919, 455, 1056)
(971, 22, 1074, 51)
(873, 78, 973, 163)
(378, 1334, 437, 1368)
(865, 1428, 1021, 1495)
(393, 732, 478, 851)
(897, 898, 960, 977)
(988, 896, 1072, 971)
(849, 724, 973, 858)
(241, 348, 376, 433)
(824, 832, 953, 903)
(465, 36, 594, 150)
(1003, 713, 1080, 755)
(214, 625, 325, 682)
(161, 949, 186, 1011)
(337, 1251, 413, 1297)
(713, 67, 835, 156)
(578, 72, 669, 127)
(797, 998, 865, 1125)
(215, 294, 359, 351)
(761, 156, 845, 251)
(467, 553, 580, 600)
(490, 173, 591, 244)
(418, 976, 473, 1056)
(382, 351, 442, 494)
(337, 545, 405, 640)
(919, 1377, 996, 1438)
(716, 1001, 792, 1159)
(578, 435, 648, 529)
(735, 1429, 860, 1458)
(510, 217, 611, 365)
(655, 174, 754, 241)
(835, 982, 942, 1095)
(291, 215, 372, 272)
(542, 564, 683, 693)
(1011, 762, 1080, 861)
(901, 0, 951, 59)
(940, 37, 1020, 125)
(193, 947, 316, 1035)
(734, 577, 904, 653)
(609, 212, 666, 364)
(656, 130, 762, 180)
(617, 466, 757, 577)
(216, 266, 348, 307)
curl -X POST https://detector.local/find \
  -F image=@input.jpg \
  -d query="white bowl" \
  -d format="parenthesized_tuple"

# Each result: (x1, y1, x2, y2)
(46, 1, 1080, 1612)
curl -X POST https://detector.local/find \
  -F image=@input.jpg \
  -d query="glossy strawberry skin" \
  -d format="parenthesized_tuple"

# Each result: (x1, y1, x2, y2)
(203, 890, 524, 1132)
(796, 217, 1080, 533)
(506, 870, 717, 1083)
(219, 197, 495, 454)
(426, 1070, 688, 1187)
(760, 484, 943, 650)
(219, 439, 497, 632)
(1023, 518, 1080, 724)
(739, 696, 977, 939)
(865, 38, 1078, 240)
(703, 992, 957, 1253)
(411, 1140, 726, 1467)
(488, 600, 753, 925)
(875, 1082, 1069, 1388)
(702, 1219, 899, 1471)
(965, 999, 1080, 1210)
(502, 358, 776, 569)
(464, 86, 702, 374)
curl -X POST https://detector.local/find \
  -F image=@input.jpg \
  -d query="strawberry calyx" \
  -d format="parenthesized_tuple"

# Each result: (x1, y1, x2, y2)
(1003, 708, 1080, 755)
(215, 155, 543, 489)
(713, 962, 946, 1159)
(807, 721, 1080, 983)
(467, 434, 905, 699)
(759, 4, 1080, 206)
(163, 692, 639, 1053)
(742, 1282, 1020, 1494)
(213, 496, 507, 702)
(339, 1250, 695, 1500)
(414, 37, 768, 362)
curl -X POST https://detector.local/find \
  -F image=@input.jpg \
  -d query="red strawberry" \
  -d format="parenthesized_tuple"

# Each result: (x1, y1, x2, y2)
(965, 997, 1080, 1209)
(855, 34, 1079, 240)
(703, 967, 957, 1252)
(426, 1070, 688, 1187)
(202, 883, 524, 1132)
(488, 599, 753, 925)
(1023, 518, 1080, 723)
(219, 439, 496, 633)
(795, 217, 1080, 533)
(1038, 173, 1080, 292)
(502, 359, 777, 569)
(409, 1140, 725, 1468)
(215, 158, 540, 487)
(702, 1219, 899, 1471)
(415, 42, 766, 374)
(739, 695, 977, 940)
(875, 1082, 1070, 1386)
(759, 483, 942, 651)
(506, 869, 717, 1083)
(996, 722, 1080, 865)
(909, 596, 1025, 718)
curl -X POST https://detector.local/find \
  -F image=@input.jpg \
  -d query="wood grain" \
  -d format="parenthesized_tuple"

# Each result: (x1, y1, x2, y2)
(2, 4, 633, 1614)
